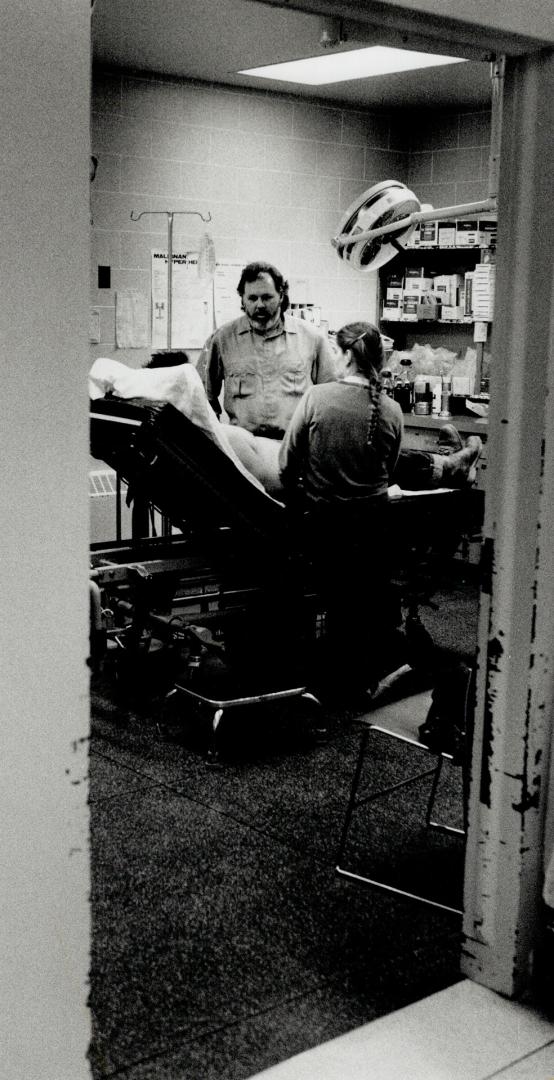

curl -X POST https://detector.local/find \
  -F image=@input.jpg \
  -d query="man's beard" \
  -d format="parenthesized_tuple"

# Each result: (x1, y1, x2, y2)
(249, 309, 282, 333)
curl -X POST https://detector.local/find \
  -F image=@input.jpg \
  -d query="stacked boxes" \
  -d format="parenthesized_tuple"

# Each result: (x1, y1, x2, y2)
(402, 295, 419, 321)
(472, 263, 496, 320)
(437, 220, 456, 247)
(405, 216, 496, 250)
(478, 214, 497, 247)
(464, 271, 475, 318)
(418, 220, 438, 247)
(403, 267, 433, 294)
(455, 218, 479, 246)
(403, 267, 432, 321)
(382, 272, 403, 321)
(431, 272, 464, 319)
(380, 225, 496, 323)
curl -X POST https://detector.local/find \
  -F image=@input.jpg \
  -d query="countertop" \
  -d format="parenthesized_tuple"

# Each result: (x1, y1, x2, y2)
(403, 412, 488, 434)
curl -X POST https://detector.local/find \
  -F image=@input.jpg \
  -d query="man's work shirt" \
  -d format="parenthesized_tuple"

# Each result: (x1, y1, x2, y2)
(199, 314, 338, 437)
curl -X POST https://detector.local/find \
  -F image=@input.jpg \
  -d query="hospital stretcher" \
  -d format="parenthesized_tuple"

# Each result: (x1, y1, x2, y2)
(90, 396, 484, 756)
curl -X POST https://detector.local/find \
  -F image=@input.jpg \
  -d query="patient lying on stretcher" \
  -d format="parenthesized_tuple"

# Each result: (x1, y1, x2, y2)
(89, 350, 482, 500)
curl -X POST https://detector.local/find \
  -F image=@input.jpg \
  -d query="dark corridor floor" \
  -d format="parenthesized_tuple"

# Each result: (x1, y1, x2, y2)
(88, 563, 479, 1080)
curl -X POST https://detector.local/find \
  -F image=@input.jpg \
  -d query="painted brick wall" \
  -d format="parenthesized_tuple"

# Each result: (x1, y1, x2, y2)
(90, 67, 491, 367)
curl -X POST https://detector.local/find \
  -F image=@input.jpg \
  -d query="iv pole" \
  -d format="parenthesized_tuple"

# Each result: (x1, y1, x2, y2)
(130, 208, 212, 349)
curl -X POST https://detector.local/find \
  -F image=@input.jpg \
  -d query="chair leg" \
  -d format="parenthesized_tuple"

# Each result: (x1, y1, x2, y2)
(206, 707, 224, 767)
(301, 690, 327, 739)
(336, 727, 370, 868)
(426, 754, 465, 837)
(335, 725, 464, 915)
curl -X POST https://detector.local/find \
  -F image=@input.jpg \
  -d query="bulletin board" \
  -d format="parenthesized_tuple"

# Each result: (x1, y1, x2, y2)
(151, 253, 244, 348)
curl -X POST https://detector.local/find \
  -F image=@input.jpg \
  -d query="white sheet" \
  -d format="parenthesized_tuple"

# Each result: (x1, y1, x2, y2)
(89, 357, 277, 498)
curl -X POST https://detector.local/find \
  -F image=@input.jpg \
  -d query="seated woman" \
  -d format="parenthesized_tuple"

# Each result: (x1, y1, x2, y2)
(278, 321, 402, 506)
(276, 322, 404, 702)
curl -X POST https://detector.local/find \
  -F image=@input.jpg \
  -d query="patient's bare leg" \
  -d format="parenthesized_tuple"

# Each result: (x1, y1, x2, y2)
(222, 425, 282, 494)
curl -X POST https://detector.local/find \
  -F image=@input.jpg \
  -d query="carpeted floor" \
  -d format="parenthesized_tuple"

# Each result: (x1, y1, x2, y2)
(88, 560, 479, 1080)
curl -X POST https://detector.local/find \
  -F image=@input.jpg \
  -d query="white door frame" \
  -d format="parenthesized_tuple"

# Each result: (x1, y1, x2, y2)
(462, 48, 554, 995)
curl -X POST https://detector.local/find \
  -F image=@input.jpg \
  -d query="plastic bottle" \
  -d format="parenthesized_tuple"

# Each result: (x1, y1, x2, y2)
(414, 378, 433, 415)
(439, 375, 452, 417)
(381, 369, 394, 397)
(395, 358, 414, 413)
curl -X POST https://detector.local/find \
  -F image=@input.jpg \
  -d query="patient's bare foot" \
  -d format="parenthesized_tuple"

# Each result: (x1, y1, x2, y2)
(440, 436, 482, 487)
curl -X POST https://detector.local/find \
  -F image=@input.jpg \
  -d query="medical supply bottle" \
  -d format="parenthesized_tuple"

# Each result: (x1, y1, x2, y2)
(381, 369, 394, 396)
(413, 378, 433, 415)
(393, 359, 414, 413)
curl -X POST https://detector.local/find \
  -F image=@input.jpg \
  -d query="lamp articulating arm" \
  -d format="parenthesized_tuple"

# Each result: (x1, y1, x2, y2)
(331, 57, 504, 261)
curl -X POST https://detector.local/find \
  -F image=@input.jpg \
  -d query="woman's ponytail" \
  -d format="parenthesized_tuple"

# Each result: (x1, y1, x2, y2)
(336, 321, 385, 448)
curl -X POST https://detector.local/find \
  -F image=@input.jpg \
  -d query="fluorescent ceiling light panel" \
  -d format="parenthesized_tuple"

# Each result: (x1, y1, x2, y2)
(239, 46, 467, 85)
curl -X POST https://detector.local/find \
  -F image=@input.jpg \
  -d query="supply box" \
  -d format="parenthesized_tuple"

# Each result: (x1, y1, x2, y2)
(478, 215, 497, 247)
(382, 298, 402, 321)
(437, 220, 456, 246)
(384, 273, 403, 301)
(418, 220, 438, 247)
(401, 295, 419, 321)
(431, 273, 464, 307)
(403, 267, 433, 294)
(472, 263, 496, 320)
(456, 219, 479, 246)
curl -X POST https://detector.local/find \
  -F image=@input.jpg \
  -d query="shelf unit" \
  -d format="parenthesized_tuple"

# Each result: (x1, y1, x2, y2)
(378, 242, 496, 393)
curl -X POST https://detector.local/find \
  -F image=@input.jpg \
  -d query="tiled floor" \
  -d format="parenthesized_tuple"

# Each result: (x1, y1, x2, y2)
(246, 980, 554, 1080)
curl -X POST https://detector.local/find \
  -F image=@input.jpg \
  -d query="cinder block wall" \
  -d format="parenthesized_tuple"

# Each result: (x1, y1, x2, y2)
(405, 109, 491, 208)
(90, 67, 490, 368)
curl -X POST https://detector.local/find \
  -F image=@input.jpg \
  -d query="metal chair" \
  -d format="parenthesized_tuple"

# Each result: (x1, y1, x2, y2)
(335, 688, 468, 915)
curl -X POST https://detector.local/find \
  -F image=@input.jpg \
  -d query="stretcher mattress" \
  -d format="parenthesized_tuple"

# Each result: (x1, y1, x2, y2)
(90, 397, 296, 575)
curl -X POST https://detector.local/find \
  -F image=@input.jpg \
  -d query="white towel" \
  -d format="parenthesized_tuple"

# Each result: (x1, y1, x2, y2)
(89, 357, 274, 497)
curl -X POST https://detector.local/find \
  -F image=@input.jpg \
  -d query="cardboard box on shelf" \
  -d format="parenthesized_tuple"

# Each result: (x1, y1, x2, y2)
(431, 273, 463, 306)
(402, 295, 419, 321)
(384, 273, 403, 302)
(441, 305, 465, 321)
(403, 267, 433, 294)
(478, 214, 497, 247)
(382, 299, 403, 321)
(404, 266, 427, 279)
(403, 278, 433, 295)
(472, 263, 496, 320)
(431, 274, 450, 304)
(456, 219, 479, 246)
(419, 220, 438, 246)
(464, 271, 475, 317)
(437, 220, 456, 246)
